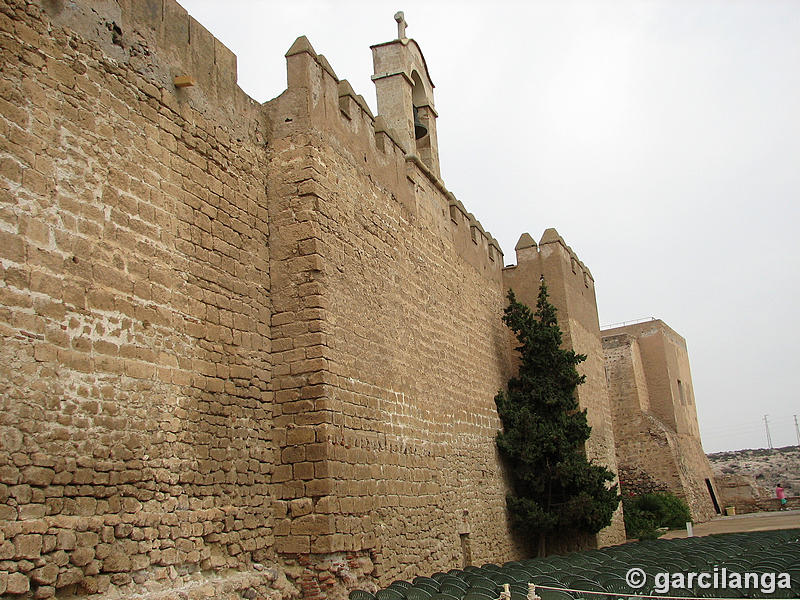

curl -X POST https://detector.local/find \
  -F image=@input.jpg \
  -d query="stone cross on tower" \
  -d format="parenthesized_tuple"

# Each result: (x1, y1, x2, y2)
(394, 11, 407, 39)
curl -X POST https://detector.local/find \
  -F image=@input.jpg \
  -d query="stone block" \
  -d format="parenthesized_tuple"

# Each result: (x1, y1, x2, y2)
(102, 551, 131, 572)
(14, 534, 42, 559)
(18, 504, 46, 519)
(0, 504, 17, 521)
(55, 530, 76, 550)
(33, 585, 55, 599)
(70, 547, 95, 566)
(0, 541, 15, 561)
(55, 567, 82, 588)
(286, 427, 316, 446)
(30, 563, 59, 585)
(6, 572, 29, 595)
(289, 497, 312, 518)
(76, 532, 99, 548)
(21, 466, 55, 486)
(311, 534, 345, 553)
(274, 535, 310, 554)
(291, 513, 334, 536)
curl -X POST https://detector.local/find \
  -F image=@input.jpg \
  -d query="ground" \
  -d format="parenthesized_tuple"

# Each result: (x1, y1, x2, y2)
(662, 509, 800, 539)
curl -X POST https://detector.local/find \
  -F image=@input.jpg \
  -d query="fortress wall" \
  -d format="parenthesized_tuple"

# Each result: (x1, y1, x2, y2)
(502, 234, 626, 548)
(602, 322, 719, 522)
(264, 43, 524, 586)
(602, 334, 651, 420)
(1, 1, 280, 597)
(0, 0, 712, 596)
(604, 334, 683, 495)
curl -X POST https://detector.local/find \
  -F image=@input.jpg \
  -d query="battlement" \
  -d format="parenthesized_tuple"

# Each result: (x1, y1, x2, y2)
(269, 34, 504, 281)
(504, 228, 595, 293)
(46, 0, 505, 282)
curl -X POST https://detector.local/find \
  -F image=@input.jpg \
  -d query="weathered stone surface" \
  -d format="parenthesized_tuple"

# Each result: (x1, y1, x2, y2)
(0, 540, 15, 559)
(6, 572, 30, 595)
(55, 530, 76, 550)
(70, 547, 95, 567)
(102, 552, 131, 573)
(33, 585, 55, 599)
(0, 0, 720, 598)
(603, 321, 719, 522)
(1, 0, 276, 595)
(21, 467, 54, 486)
(13, 534, 42, 559)
(30, 563, 59, 585)
(55, 567, 83, 588)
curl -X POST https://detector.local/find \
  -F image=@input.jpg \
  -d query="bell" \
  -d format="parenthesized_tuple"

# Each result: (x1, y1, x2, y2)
(413, 106, 428, 140)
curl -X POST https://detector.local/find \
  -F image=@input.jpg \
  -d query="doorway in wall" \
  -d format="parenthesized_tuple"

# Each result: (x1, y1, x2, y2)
(705, 478, 721, 513)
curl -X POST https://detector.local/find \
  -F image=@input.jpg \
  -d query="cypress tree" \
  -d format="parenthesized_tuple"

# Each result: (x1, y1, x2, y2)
(495, 282, 620, 555)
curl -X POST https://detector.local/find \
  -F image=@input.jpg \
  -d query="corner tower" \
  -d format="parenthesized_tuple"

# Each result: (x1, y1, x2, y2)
(371, 12, 441, 176)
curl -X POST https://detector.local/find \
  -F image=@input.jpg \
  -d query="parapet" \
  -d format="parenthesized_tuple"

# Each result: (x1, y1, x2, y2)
(601, 319, 688, 351)
(539, 228, 594, 283)
(504, 228, 595, 293)
(272, 34, 504, 281)
(43, 0, 254, 119)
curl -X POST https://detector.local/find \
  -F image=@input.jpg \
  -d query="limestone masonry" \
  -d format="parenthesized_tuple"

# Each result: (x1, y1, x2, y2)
(602, 320, 720, 522)
(0, 1, 714, 599)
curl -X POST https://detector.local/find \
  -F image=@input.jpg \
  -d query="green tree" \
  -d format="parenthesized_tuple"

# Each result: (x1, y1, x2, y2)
(495, 282, 620, 555)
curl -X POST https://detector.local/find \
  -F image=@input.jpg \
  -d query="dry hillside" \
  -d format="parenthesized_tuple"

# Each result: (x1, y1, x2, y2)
(707, 446, 800, 496)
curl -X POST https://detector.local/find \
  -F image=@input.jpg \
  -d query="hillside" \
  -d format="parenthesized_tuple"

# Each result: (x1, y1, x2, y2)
(707, 446, 800, 497)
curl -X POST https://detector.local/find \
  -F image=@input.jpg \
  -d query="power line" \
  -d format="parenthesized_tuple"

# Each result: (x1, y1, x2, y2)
(764, 415, 774, 449)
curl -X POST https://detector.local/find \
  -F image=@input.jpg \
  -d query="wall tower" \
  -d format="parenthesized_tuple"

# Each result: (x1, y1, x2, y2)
(602, 321, 721, 521)
(502, 230, 626, 548)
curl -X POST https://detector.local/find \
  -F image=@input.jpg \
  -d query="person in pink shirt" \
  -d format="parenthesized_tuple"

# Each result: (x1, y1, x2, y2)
(776, 483, 787, 510)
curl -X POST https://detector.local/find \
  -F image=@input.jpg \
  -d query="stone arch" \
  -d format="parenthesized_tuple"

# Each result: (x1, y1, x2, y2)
(411, 70, 426, 106)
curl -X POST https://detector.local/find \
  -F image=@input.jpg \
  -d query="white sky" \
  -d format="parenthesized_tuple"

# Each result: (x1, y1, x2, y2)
(179, 0, 800, 454)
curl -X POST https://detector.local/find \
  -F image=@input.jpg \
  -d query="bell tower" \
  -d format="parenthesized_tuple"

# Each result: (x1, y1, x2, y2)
(371, 12, 441, 177)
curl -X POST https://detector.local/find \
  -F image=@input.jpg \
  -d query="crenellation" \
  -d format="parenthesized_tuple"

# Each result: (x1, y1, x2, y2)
(316, 54, 339, 82)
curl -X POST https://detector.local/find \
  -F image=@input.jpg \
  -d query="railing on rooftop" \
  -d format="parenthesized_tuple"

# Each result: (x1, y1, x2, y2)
(600, 317, 656, 331)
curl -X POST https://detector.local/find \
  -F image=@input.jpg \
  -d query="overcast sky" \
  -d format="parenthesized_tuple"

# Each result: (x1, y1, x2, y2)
(179, 0, 800, 454)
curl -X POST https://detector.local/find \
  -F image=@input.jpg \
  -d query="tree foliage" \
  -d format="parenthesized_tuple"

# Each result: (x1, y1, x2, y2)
(495, 283, 620, 554)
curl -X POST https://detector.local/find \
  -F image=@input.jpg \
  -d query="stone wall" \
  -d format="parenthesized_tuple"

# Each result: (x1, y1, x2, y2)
(602, 321, 719, 523)
(0, 0, 285, 597)
(262, 36, 526, 586)
(1, 1, 632, 598)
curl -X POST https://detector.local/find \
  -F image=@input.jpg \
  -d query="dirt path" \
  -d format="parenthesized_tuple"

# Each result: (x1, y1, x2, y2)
(661, 509, 800, 538)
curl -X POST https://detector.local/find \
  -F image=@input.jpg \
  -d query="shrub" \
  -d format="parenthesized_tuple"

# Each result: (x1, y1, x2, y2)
(622, 503, 660, 540)
(623, 492, 691, 539)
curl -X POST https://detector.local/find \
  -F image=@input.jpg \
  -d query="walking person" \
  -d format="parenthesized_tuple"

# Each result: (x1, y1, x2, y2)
(776, 483, 787, 510)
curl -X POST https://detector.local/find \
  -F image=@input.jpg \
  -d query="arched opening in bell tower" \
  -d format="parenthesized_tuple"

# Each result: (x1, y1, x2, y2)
(411, 70, 431, 154)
